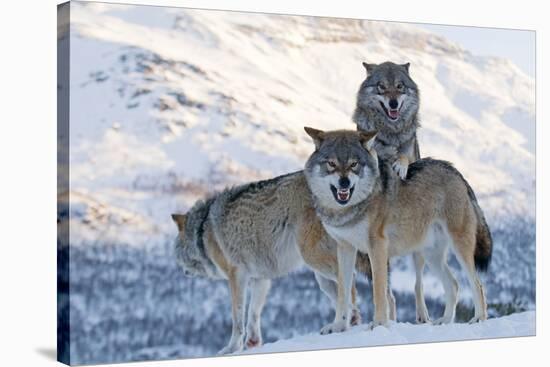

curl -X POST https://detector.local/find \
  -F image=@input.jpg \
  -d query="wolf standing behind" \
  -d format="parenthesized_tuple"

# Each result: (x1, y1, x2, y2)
(353, 61, 420, 179)
(352, 61, 431, 323)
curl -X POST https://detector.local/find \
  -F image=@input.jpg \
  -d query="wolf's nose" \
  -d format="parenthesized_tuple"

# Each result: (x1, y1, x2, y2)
(389, 99, 398, 109)
(339, 176, 351, 189)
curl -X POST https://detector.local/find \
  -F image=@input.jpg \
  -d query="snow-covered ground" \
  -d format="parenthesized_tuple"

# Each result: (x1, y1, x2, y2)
(239, 311, 535, 355)
(59, 2, 536, 364)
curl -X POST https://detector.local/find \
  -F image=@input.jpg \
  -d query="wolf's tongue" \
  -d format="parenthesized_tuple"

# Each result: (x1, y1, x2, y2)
(389, 110, 399, 119)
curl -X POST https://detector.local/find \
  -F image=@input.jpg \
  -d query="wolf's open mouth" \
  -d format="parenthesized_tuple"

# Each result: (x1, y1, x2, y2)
(330, 185, 355, 205)
(379, 102, 400, 121)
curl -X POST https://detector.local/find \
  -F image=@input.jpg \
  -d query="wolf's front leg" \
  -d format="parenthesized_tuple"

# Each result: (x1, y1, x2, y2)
(392, 136, 417, 180)
(392, 154, 409, 180)
(314, 272, 362, 326)
(320, 242, 357, 335)
(368, 237, 390, 329)
(218, 269, 248, 355)
(245, 279, 271, 349)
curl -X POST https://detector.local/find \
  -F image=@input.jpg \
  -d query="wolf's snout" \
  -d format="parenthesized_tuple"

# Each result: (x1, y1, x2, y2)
(381, 98, 400, 121)
(330, 176, 355, 205)
(339, 176, 351, 189)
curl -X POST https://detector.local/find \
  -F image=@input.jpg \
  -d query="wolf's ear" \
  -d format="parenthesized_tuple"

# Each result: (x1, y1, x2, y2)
(171, 213, 187, 232)
(359, 130, 377, 151)
(304, 126, 325, 150)
(401, 63, 411, 74)
(362, 62, 377, 75)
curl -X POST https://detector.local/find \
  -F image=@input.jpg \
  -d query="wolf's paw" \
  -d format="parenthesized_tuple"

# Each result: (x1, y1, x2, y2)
(416, 307, 430, 324)
(367, 319, 389, 331)
(245, 336, 262, 349)
(416, 313, 431, 324)
(392, 156, 409, 180)
(217, 341, 243, 355)
(468, 315, 487, 324)
(320, 320, 349, 335)
(350, 309, 362, 326)
(245, 330, 262, 349)
(433, 315, 454, 325)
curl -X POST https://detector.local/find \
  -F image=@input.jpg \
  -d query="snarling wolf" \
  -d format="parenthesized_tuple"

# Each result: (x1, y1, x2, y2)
(353, 61, 432, 323)
(171, 172, 388, 354)
(304, 127, 492, 334)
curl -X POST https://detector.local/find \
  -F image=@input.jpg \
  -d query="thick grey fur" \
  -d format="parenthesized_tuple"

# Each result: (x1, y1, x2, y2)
(352, 61, 421, 162)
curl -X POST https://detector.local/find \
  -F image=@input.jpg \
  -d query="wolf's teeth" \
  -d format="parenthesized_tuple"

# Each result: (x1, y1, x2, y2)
(337, 189, 350, 201)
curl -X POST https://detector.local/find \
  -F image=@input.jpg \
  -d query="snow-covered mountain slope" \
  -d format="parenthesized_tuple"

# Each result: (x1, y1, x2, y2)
(237, 311, 535, 356)
(66, 2, 535, 247)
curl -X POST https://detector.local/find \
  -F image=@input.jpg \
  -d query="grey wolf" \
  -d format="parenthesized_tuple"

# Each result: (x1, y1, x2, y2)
(171, 172, 388, 354)
(353, 61, 430, 323)
(352, 61, 420, 179)
(303, 128, 492, 333)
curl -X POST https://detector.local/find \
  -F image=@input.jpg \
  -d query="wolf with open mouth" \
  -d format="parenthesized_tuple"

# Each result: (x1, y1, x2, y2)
(304, 128, 492, 334)
(352, 61, 420, 181)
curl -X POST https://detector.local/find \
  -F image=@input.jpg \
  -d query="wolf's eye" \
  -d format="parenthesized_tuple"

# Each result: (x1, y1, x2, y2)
(377, 83, 386, 92)
(396, 83, 404, 91)
(327, 161, 337, 169)
(350, 161, 358, 169)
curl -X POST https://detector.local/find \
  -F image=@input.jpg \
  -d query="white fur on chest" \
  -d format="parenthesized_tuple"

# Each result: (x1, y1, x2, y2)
(323, 219, 370, 252)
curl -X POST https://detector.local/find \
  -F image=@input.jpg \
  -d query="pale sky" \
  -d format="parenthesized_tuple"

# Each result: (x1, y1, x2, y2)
(419, 24, 535, 77)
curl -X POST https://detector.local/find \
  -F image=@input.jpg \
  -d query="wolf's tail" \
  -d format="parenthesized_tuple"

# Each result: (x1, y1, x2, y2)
(465, 182, 493, 272)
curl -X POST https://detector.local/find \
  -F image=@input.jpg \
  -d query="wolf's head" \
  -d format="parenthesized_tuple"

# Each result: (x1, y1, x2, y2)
(356, 61, 419, 129)
(304, 127, 379, 209)
(171, 198, 215, 278)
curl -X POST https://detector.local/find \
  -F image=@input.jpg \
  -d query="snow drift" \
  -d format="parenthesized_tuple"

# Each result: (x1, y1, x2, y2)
(238, 311, 535, 356)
